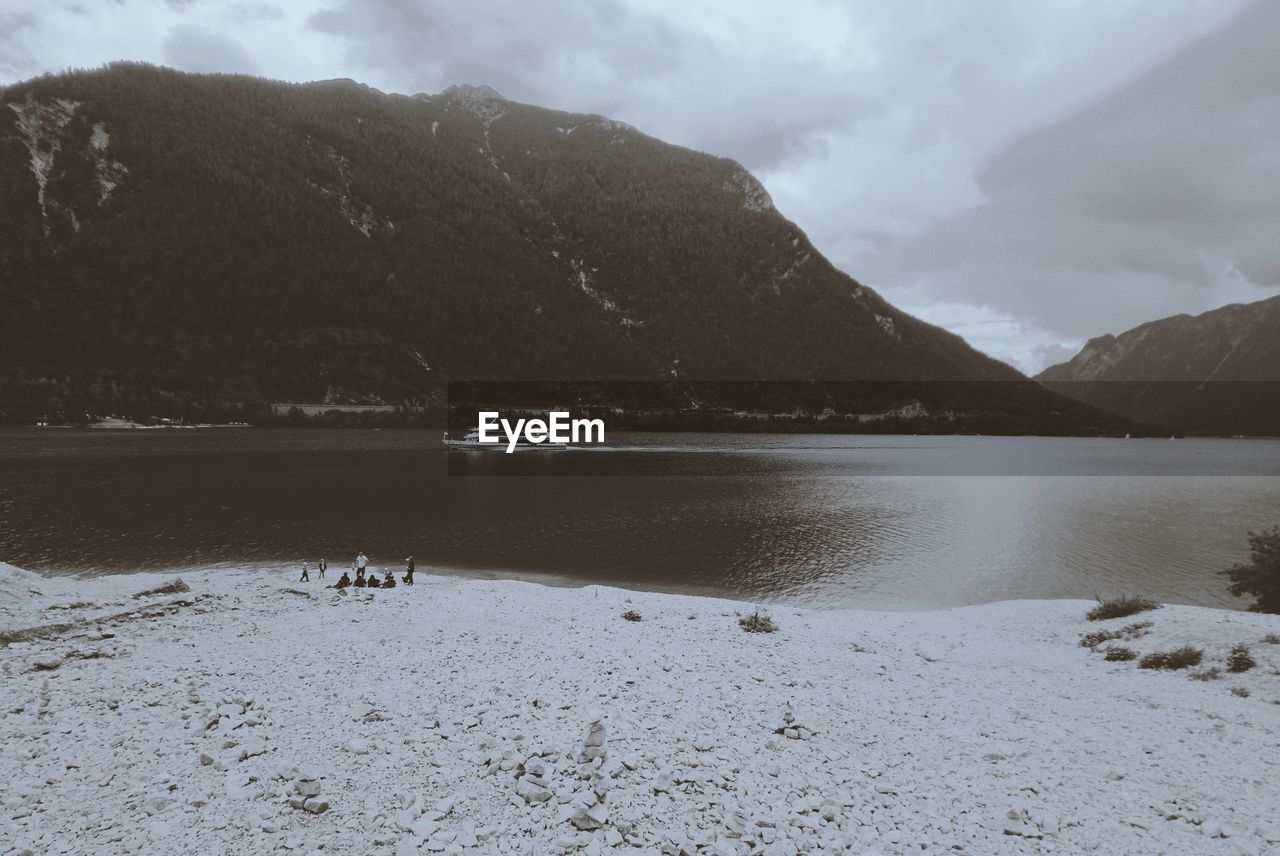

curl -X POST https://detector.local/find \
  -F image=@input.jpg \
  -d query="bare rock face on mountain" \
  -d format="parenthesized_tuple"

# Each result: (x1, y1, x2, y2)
(1037, 296, 1280, 435)
(0, 63, 1128, 432)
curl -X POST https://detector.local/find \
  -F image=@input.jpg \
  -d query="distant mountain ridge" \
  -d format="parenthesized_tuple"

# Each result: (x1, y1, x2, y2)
(1037, 296, 1280, 435)
(0, 63, 1126, 432)
(1038, 296, 1280, 383)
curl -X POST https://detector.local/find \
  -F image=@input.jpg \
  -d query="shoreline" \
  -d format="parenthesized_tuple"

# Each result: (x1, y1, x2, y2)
(9, 424, 1280, 440)
(1, 560, 1256, 617)
(3, 563, 1279, 854)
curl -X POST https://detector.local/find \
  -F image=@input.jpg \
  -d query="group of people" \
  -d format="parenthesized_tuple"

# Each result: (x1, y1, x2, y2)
(297, 558, 327, 582)
(302, 551, 416, 590)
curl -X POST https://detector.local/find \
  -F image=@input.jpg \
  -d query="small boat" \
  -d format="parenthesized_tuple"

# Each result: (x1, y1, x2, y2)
(443, 428, 569, 452)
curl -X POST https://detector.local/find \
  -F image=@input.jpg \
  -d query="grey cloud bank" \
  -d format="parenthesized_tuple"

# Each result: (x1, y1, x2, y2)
(865, 0, 1280, 369)
(2, 0, 1275, 372)
(162, 24, 260, 74)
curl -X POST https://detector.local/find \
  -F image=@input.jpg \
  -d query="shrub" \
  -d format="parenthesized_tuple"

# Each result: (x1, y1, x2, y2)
(1139, 646, 1203, 670)
(621, 610, 642, 622)
(1103, 647, 1136, 662)
(1230, 686, 1251, 698)
(133, 578, 191, 599)
(739, 611, 778, 634)
(1080, 621, 1154, 648)
(1261, 633, 1280, 644)
(1189, 668, 1221, 681)
(1226, 644, 1256, 673)
(1087, 597, 1160, 621)
(1080, 631, 1108, 648)
(1220, 526, 1280, 614)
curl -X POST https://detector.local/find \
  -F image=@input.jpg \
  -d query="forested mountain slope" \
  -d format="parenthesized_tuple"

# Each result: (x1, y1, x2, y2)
(1038, 297, 1280, 435)
(2, 64, 1116, 430)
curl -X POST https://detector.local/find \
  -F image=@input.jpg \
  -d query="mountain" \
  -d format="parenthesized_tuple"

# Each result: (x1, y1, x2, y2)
(1037, 296, 1280, 435)
(1, 63, 1124, 432)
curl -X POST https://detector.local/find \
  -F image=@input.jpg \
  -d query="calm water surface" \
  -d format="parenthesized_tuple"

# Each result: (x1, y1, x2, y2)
(1, 428, 1277, 609)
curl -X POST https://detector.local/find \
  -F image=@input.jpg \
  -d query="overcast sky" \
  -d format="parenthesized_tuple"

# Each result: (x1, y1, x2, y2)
(4, 0, 1276, 372)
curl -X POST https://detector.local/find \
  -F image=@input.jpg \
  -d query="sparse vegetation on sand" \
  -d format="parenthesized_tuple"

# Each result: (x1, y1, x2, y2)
(1086, 597, 1160, 621)
(1226, 644, 1256, 673)
(739, 610, 778, 634)
(132, 578, 191, 599)
(1139, 647, 1203, 671)
(1080, 621, 1153, 648)
(1103, 647, 1136, 662)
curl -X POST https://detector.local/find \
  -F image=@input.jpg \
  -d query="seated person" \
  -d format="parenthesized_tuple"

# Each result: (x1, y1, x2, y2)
(335, 572, 351, 589)
(367, 574, 381, 588)
(381, 570, 396, 588)
(353, 569, 367, 588)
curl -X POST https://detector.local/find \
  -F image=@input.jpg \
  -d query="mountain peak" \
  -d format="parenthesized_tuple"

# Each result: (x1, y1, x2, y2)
(440, 83, 505, 103)
(436, 84, 508, 123)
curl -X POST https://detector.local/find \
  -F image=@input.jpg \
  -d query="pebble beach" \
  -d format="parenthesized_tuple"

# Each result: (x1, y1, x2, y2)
(2, 563, 1279, 855)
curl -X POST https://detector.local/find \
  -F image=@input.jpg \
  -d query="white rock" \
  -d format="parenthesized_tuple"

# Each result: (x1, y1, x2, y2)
(587, 800, 609, 824)
(516, 780, 553, 804)
(294, 780, 322, 797)
(143, 796, 173, 815)
(409, 816, 439, 838)
(236, 737, 268, 761)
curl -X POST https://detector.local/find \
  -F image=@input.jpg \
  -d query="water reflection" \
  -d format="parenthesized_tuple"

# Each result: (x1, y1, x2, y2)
(0, 429, 1277, 609)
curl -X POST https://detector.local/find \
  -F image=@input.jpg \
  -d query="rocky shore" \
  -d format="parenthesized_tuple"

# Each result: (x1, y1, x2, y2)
(2, 563, 1278, 855)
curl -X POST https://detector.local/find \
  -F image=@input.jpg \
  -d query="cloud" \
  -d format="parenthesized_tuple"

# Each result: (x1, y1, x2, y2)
(305, 0, 865, 172)
(0, 13, 39, 80)
(863, 1, 1280, 369)
(225, 3, 284, 24)
(162, 23, 259, 74)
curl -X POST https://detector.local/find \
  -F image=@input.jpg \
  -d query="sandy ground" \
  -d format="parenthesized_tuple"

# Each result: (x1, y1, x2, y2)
(2, 563, 1279, 855)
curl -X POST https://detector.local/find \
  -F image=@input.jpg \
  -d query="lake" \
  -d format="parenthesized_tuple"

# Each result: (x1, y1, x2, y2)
(1, 428, 1277, 609)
